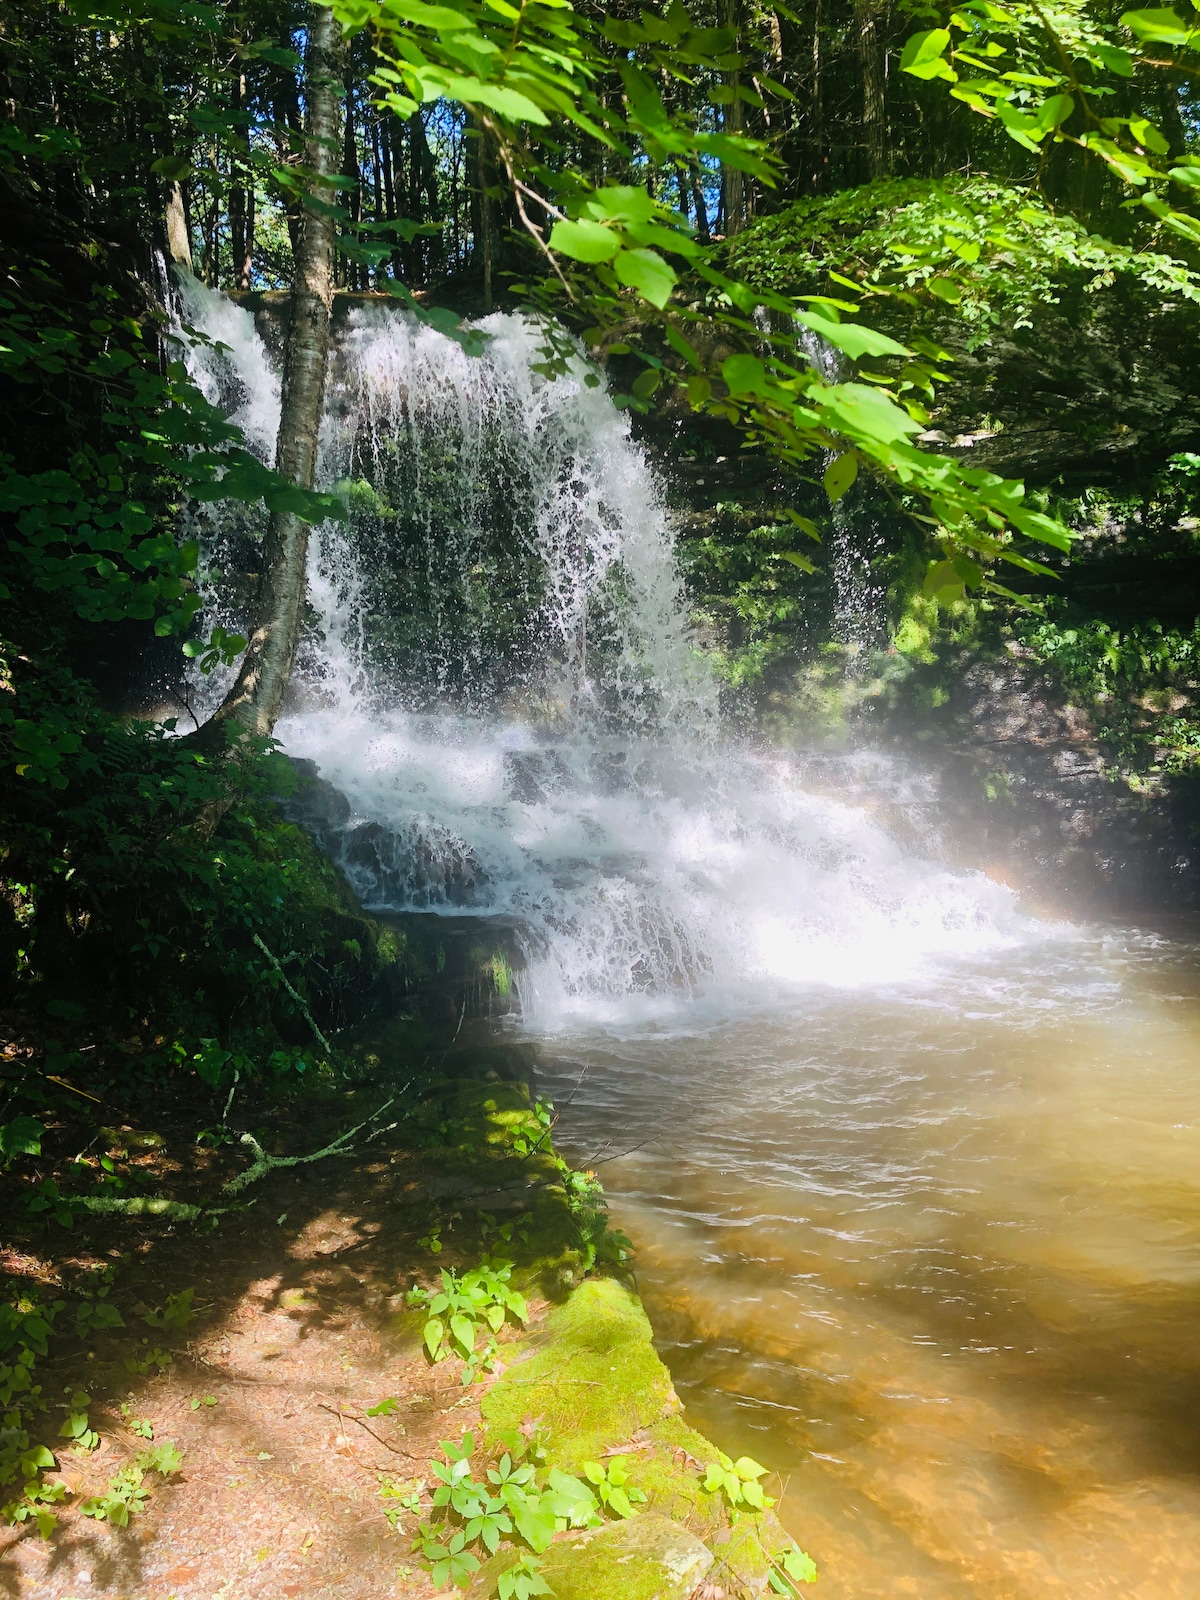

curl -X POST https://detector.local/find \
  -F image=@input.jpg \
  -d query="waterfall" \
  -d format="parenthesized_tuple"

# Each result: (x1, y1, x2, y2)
(177, 284, 1035, 1028)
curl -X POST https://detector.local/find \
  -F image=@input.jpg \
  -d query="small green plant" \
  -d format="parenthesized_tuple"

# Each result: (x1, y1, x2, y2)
(58, 1392, 99, 1452)
(0, 1114, 43, 1167)
(768, 1545, 819, 1594)
(702, 1451, 774, 1512)
(120, 1404, 153, 1440)
(367, 1395, 401, 1417)
(404, 1432, 639, 1591)
(480, 1212, 531, 1248)
(26, 1178, 76, 1228)
(408, 1257, 527, 1380)
(510, 1100, 553, 1158)
(379, 1473, 425, 1529)
(581, 1458, 647, 1519)
(79, 1441, 182, 1527)
(492, 1420, 548, 1469)
(75, 1282, 124, 1336)
(143, 1287, 195, 1338)
(412, 1524, 481, 1589)
(125, 1344, 171, 1377)
(0, 1294, 65, 1534)
(418, 1227, 443, 1255)
(189, 1393, 218, 1410)
(497, 1553, 553, 1600)
(4, 1472, 66, 1537)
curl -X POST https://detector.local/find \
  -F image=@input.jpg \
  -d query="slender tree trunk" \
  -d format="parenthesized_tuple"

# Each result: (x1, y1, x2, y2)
(208, 6, 344, 740)
(808, 0, 827, 193)
(240, 183, 256, 289)
(719, 0, 747, 236)
(342, 63, 361, 289)
(229, 73, 247, 290)
(854, 0, 888, 180)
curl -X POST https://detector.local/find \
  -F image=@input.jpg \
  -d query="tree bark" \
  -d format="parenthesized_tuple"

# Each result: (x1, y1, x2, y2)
(165, 182, 192, 270)
(719, 0, 748, 236)
(854, 0, 888, 181)
(208, 5, 344, 740)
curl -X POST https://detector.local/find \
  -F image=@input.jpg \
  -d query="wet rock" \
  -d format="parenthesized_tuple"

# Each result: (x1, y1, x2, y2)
(505, 748, 573, 804)
(278, 757, 352, 855)
(338, 817, 487, 907)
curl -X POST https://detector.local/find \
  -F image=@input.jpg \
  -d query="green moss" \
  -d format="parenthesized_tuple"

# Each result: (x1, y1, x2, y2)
(483, 1278, 673, 1468)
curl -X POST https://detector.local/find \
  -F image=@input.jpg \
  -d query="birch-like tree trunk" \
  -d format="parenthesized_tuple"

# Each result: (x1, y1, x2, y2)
(210, 5, 344, 739)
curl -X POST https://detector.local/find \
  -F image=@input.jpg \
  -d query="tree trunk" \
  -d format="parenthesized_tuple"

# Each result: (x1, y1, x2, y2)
(854, 0, 888, 181)
(165, 182, 192, 269)
(229, 72, 247, 289)
(208, 5, 344, 740)
(719, 0, 748, 236)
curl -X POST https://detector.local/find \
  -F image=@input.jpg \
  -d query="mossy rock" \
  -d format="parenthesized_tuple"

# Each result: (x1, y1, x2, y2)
(400, 1088, 810, 1598)
(483, 1278, 675, 1468)
(469, 1514, 713, 1600)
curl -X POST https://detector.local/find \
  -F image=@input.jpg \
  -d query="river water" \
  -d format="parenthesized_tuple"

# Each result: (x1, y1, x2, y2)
(531, 932, 1200, 1599)
(179, 283, 1200, 1598)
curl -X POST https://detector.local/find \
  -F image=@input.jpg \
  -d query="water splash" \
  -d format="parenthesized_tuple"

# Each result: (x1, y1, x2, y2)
(178, 283, 1037, 1029)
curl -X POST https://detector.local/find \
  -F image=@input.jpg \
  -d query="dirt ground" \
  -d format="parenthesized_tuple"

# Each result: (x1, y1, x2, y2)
(0, 1071, 554, 1600)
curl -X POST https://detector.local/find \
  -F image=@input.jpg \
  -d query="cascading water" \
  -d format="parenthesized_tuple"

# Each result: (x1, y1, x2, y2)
(177, 281, 1035, 1028)
(171, 287, 1200, 1600)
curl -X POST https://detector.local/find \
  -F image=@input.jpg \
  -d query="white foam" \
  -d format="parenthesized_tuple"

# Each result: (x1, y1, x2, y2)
(178, 285, 1039, 1031)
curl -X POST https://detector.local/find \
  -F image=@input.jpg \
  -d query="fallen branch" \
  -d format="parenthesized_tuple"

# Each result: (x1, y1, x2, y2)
(66, 1195, 233, 1223)
(251, 933, 332, 1054)
(221, 1096, 396, 1196)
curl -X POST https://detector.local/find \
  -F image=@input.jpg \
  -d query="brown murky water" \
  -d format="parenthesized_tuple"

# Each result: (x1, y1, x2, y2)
(532, 929, 1200, 1599)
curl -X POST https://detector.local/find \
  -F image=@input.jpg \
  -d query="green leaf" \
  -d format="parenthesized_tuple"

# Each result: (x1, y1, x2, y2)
(150, 155, 194, 182)
(797, 310, 910, 361)
(613, 248, 676, 308)
(927, 271, 966, 304)
(424, 1317, 444, 1359)
(631, 368, 661, 399)
(823, 453, 858, 502)
(722, 353, 767, 395)
(549, 219, 620, 263)
(485, 1301, 506, 1333)
(449, 1311, 476, 1354)
(778, 551, 817, 574)
(782, 1547, 819, 1584)
(1130, 116, 1170, 154)
(900, 27, 956, 80)
(1094, 42, 1135, 75)
(785, 510, 822, 541)
(665, 325, 700, 367)
(1038, 93, 1075, 131)
(924, 558, 967, 602)
(440, 76, 549, 125)
(607, 1485, 635, 1518)
(0, 1115, 44, 1163)
(1121, 7, 1196, 45)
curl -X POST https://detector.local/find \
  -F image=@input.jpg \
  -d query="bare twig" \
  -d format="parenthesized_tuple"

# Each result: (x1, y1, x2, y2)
(252, 933, 332, 1054)
(222, 1096, 396, 1195)
(316, 1401, 419, 1458)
